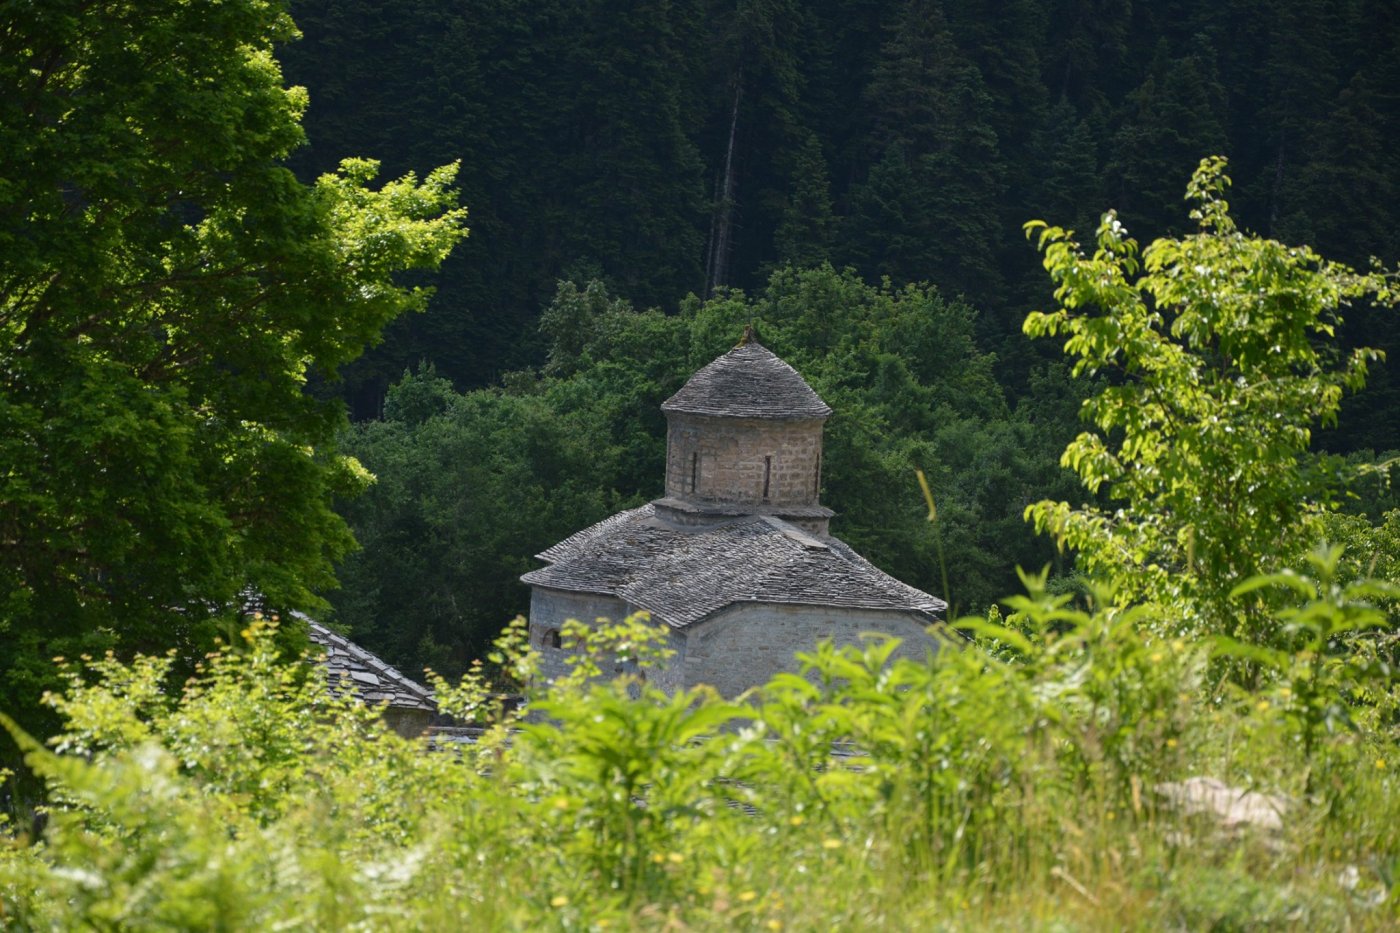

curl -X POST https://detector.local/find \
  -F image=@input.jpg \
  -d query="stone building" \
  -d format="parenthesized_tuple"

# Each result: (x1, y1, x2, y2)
(522, 329, 945, 696)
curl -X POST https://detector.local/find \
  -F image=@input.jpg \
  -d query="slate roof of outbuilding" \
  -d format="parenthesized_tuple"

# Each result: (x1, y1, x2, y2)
(305, 617, 437, 713)
(522, 504, 945, 629)
(661, 338, 832, 420)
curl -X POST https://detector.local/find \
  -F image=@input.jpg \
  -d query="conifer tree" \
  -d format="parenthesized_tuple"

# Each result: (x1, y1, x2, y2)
(845, 0, 1005, 301)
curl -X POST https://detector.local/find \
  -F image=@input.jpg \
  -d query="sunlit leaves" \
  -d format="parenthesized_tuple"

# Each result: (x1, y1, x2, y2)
(1023, 157, 1398, 639)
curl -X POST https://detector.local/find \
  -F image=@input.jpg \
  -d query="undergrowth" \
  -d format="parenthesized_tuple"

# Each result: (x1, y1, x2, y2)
(1, 568, 1396, 930)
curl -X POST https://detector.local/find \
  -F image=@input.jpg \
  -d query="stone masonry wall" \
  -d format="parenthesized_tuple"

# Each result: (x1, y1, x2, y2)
(681, 603, 938, 697)
(528, 588, 630, 682)
(665, 413, 824, 507)
(528, 587, 685, 690)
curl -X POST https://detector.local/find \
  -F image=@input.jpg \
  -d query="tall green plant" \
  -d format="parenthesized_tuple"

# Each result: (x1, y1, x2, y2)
(1023, 156, 1397, 641)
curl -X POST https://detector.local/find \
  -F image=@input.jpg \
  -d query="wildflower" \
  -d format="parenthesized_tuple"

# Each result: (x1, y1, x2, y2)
(667, 852, 685, 864)
(767, 921, 783, 931)
(1166, 738, 1178, 749)
(821, 838, 842, 850)
(1256, 700, 1270, 712)
(552, 796, 570, 810)
(788, 814, 805, 827)
(739, 891, 758, 903)
(1378, 759, 1387, 771)
(551, 896, 569, 908)
(651, 853, 667, 864)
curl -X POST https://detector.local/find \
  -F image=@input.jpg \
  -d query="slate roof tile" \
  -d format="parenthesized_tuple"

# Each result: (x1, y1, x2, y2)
(661, 339, 832, 420)
(523, 505, 945, 628)
(305, 617, 437, 713)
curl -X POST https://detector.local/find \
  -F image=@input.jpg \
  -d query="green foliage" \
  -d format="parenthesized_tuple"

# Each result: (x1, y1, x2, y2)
(273, 1, 1400, 456)
(0, 0, 466, 746)
(1220, 546, 1399, 779)
(3, 579, 1395, 928)
(333, 370, 625, 676)
(1024, 157, 1397, 640)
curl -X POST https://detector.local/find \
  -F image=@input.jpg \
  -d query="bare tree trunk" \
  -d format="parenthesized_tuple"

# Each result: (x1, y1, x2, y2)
(706, 74, 742, 296)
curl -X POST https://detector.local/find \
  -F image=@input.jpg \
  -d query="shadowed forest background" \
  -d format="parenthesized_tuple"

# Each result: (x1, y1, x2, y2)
(284, 0, 1400, 678)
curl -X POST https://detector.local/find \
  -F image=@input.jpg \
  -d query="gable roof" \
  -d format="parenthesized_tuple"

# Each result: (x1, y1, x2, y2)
(305, 617, 437, 713)
(661, 339, 832, 420)
(522, 504, 944, 629)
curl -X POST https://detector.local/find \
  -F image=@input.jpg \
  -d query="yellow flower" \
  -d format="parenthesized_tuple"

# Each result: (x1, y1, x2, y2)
(767, 921, 783, 932)
(788, 814, 805, 827)
(667, 852, 684, 864)
(1166, 738, 1178, 749)
(1378, 759, 1387, 770)
(551, 896, 569, 908)
(552, 796, 570, 810)
(1256, 700, 1270, 712)
(739, 891, 758, 903)
(651, 853, 667, 864)
(821, 838, 842, 850)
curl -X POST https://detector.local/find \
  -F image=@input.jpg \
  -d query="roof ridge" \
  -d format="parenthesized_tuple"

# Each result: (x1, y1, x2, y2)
(302, 614, 436, 708)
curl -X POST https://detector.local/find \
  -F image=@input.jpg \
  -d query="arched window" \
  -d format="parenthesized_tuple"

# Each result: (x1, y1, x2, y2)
(545, 629, 562, 649)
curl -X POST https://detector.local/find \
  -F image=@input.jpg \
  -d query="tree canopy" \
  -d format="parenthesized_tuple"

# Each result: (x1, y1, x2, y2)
(0, 0, 467, 737)
(279, 0, 1400, 452)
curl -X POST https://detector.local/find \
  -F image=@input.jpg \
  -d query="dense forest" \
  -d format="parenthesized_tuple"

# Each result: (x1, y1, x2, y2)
(284, 0, 1400, 437)
(279, 0, 1400, 676)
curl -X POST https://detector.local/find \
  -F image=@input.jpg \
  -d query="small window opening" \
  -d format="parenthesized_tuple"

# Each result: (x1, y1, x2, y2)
(814, 453, 821, 498)
(763, 455, 772, 500)
(545, 629, 562, 649)
(690, 451, 699, 493)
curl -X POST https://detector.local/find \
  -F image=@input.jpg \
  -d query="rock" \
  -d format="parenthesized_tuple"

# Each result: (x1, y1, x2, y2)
(1155, 776, 1290, 834)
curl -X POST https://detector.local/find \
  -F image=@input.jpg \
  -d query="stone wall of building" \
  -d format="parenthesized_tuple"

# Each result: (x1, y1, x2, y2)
(528, 587, 631, 682)
(381, 706, 433, 739)
(680, 603, 938, 697)
(664, 413, 824, 507)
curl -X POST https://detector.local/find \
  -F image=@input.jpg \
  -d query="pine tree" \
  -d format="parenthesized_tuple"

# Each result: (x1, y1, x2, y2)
(772, 131, 838, 269)
(1105, 38, 1228, 238)
(844, 0, 1005, 301)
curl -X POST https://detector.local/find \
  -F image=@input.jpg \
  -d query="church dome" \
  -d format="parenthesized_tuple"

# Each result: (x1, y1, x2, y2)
(661, 330, 832, 421)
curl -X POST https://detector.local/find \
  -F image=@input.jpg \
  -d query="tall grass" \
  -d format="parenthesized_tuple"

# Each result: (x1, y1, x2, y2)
(2, 573, 1396, 929)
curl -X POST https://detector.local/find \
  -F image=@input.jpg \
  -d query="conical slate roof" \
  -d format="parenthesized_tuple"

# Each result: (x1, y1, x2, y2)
(662, 333, 832, 420)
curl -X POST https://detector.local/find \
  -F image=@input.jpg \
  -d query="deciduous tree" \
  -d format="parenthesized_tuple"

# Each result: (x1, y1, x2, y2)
(0, 0, 467, 736)
(1024, 157, 1396, 640)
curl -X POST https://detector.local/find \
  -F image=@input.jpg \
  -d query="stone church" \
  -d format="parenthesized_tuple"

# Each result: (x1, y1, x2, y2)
(522, 329, 945, 696)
